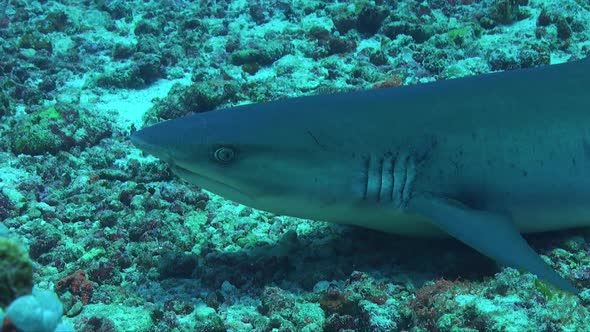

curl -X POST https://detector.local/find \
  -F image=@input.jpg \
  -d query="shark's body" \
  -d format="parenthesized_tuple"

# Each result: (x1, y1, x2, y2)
(131, 57, 590, 293)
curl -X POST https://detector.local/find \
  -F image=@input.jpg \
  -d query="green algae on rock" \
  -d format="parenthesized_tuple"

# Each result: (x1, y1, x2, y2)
(0, 237, 33, 308)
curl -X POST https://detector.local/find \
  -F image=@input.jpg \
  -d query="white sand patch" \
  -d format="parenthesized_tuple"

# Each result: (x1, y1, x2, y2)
(80, 75, 191, 131)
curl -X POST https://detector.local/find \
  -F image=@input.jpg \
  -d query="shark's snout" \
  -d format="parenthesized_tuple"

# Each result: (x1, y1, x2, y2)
(129, 130, 143, 148)
(130, 115, 206, 160)
(130, 129, 152, 153)
(130, 127, 172, 161)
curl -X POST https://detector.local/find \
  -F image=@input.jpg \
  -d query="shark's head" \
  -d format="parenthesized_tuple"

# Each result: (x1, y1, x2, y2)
(130, 102, 357, 217)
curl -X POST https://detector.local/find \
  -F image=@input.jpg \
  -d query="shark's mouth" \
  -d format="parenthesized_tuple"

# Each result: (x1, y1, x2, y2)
(170, 165, 255, 205)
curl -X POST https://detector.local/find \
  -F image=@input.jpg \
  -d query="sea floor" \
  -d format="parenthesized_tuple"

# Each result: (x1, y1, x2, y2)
(1, 0, 590, 331)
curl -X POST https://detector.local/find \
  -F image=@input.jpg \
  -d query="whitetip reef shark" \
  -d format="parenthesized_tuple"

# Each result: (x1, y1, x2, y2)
(131, 57, 590, 294)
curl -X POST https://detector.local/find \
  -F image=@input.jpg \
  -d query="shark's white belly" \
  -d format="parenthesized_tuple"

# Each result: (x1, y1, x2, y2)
(305, 194, 590, 238)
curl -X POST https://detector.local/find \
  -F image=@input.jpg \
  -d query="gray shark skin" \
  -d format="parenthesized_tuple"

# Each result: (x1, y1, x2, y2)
(131, 57, 590, 294)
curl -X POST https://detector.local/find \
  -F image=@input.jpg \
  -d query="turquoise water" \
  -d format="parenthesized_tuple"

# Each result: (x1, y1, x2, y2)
(1, 0, 590, 331)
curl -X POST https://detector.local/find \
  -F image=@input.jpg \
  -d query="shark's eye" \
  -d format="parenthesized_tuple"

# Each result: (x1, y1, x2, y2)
(213, 146, 235, 163)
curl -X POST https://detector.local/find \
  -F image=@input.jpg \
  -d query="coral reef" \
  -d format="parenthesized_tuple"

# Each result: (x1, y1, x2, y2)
(0, 237, 33, 307)
(0, 0, 589, 330)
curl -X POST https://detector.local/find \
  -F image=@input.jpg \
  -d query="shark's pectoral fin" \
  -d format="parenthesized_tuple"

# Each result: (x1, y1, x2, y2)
(408, 194, 578, 294)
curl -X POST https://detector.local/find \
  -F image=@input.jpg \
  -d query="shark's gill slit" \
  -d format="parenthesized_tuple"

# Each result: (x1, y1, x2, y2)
(359, 153, 416, 206)
(362, 154, 402, 203)
(366, 155, 381, 202)
(362, 155, 378, 202)
(402, 157, 417, 205)
(393, 154, 408, 208)
(380, 155, 395, 203)
(361, 156, 369, 200)
(376, 157, 384, 202)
